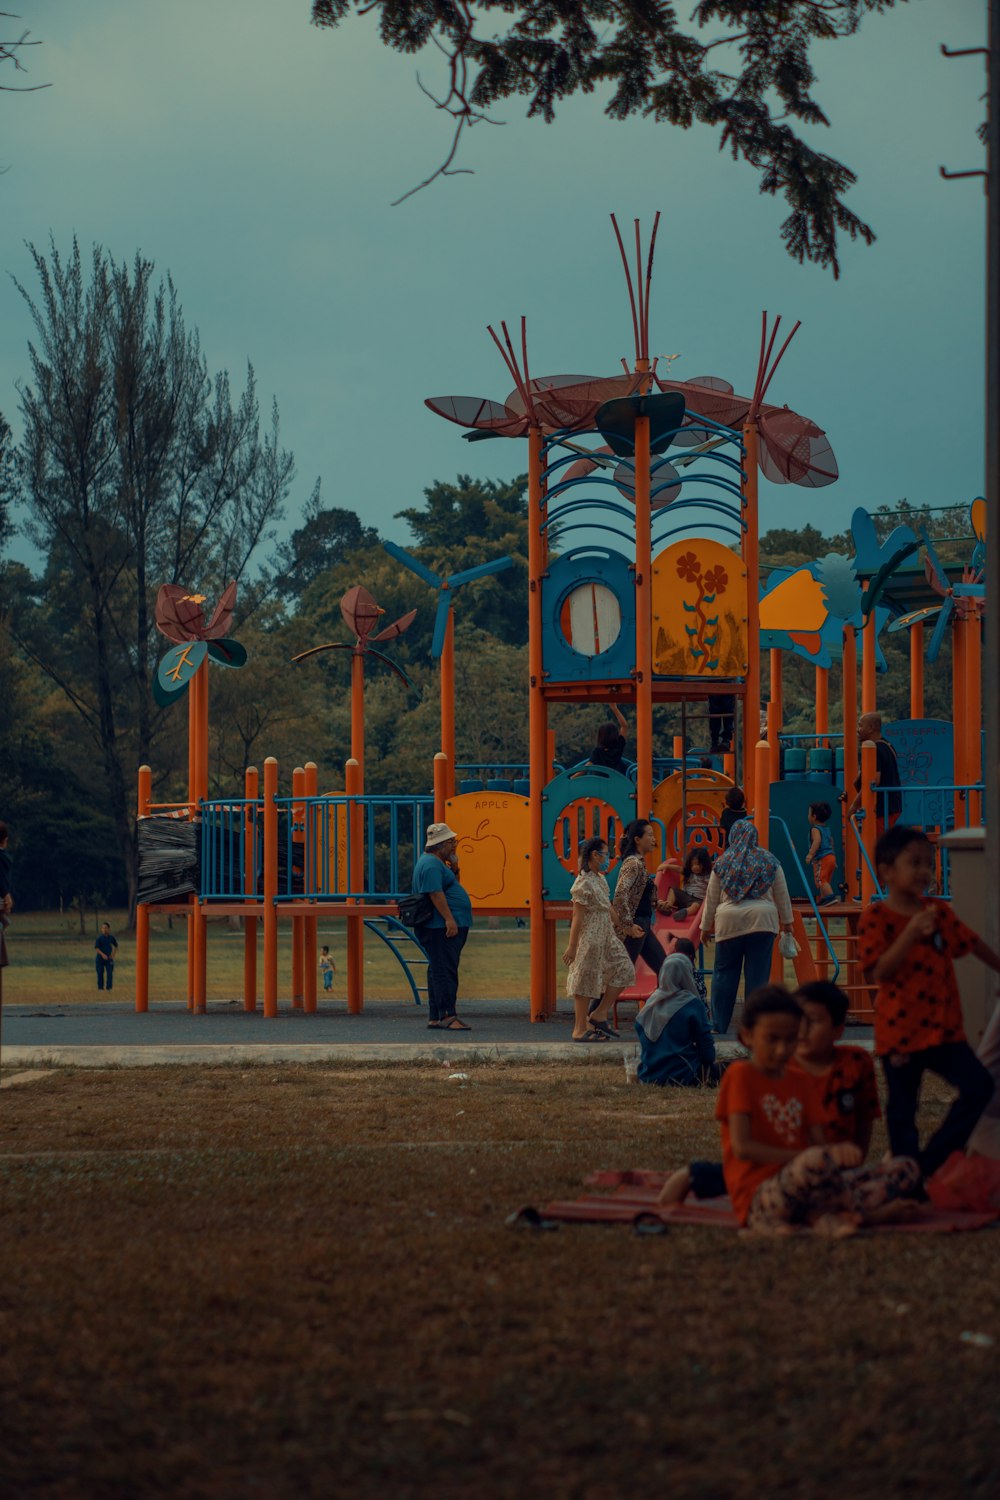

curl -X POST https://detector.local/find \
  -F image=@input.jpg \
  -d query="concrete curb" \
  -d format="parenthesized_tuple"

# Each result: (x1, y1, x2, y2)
(0, 1041, 748, 1068)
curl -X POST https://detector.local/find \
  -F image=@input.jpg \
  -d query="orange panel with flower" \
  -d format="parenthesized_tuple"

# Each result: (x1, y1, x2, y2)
(651, 540, 748, 679)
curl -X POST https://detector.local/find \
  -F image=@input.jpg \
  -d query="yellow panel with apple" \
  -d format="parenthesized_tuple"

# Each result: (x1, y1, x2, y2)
(444, 792, 531, 909)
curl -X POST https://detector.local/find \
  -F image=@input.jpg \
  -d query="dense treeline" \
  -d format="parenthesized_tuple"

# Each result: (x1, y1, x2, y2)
(0, 241, 971, 915)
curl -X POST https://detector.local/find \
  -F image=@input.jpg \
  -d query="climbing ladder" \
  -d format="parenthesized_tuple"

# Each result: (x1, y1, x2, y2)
(362, 915, 431, 1007)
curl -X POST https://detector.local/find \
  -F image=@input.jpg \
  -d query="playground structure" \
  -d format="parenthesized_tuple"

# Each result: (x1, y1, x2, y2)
(133, 216, 988, 1023)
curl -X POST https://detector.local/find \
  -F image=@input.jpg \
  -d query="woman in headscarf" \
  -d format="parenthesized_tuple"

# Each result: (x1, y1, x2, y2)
(700, 818, 793, 1035)
(635, 952, 719, 1087)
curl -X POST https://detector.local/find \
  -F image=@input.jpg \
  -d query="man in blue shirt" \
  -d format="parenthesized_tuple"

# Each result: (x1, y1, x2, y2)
(412, 822, 473, 1031)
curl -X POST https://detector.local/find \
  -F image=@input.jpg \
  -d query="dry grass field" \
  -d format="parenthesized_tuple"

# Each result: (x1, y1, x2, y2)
(2, 1062, 999, 1499)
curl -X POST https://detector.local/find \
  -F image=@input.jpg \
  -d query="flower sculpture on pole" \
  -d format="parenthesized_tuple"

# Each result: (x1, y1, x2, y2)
(291, 585, 417, 684)
(153, 582, 246, 705)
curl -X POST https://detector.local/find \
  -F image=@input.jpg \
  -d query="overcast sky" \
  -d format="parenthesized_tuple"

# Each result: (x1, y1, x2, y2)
(0, 0, 988, 570)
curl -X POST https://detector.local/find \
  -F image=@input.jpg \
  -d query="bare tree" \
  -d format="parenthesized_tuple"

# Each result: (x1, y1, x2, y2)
(13, 238, 297, 914)
(1, 11, 47, 92)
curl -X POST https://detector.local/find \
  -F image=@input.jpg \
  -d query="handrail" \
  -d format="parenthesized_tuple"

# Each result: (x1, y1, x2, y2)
(768, 811, 839, 978)
(849, 812, 884, 899)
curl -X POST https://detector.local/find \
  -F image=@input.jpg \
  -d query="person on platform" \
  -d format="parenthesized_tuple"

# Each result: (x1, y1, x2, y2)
(845, 712, 902, 835)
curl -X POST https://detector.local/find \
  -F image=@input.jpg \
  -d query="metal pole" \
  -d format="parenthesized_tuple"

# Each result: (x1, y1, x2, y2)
(985, 0, 1000, 953)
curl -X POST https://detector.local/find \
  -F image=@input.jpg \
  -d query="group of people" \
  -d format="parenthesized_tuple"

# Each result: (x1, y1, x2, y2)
(563, 812, 790, 1050)
(659, 822, 1000, 1233)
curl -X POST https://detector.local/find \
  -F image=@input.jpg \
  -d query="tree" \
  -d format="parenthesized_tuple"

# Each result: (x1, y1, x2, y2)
(13, 238, 298, 915)
(274, 492, 376, 600)
(0, 410, 14, 553)
(395, 473, 531, 645)
(1, 11, 47, 94)
(311, 0, 898, 274)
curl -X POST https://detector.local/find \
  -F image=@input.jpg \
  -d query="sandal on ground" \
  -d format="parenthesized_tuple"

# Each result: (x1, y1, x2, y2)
(574, 1029, 609, 1043)
(589, 1019, 620, 1039)
(440, 1017, 471, 1031)
(427, 1021, 441, 1029)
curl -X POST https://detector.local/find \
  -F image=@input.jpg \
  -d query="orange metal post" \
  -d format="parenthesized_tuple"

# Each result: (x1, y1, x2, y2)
(860, 740, 877, 904)
(192, 658, 209, 1015)
(966, 616, 983, 825)
(673, 734, 684, 761)
(723, 752, 736, 784)
(953, 618, 968, 828)
(768, 649, 782, 786)
(186, 673, 197, 1010)
(910, 622, 924, 719)
(634, 413, 653, 820)
(262, 756, 279, 1018)
(546, 728, 556, 781)
(135, 765, 151, 1014)
(842, 627, 859, 901)
(346, 755, 364, 1015)
(243, 765, 258, 1012)
(291, 766, 305, 1010)
(351, 651, 365, 772)
(754, 740, 770, 848)
(433, 751, 448, 824)
(303, 761, 319, 1014)
(527, 426, 549, 1022)
(742, 423, 761, 788)
(861, 607, 877, 716)
(441, 607, 456, 801)
(815, 666, 829, 747)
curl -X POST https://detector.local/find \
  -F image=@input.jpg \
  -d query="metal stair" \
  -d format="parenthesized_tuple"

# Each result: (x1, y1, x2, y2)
(362, 915, 430, 1006)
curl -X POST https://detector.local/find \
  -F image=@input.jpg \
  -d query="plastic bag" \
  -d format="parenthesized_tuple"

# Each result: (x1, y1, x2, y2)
(778, 931, 799, 959)
(926, 1151, 1000, 1215)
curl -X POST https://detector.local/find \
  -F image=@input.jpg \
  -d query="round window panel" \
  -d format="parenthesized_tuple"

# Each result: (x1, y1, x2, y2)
(560, 582, 622, 657)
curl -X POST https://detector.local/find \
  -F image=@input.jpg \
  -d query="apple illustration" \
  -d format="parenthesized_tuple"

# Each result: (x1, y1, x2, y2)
(456, 819, 506, 900)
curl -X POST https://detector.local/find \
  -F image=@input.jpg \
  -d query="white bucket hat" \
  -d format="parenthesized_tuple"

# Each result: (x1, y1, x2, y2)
(425, 822, 457, 848)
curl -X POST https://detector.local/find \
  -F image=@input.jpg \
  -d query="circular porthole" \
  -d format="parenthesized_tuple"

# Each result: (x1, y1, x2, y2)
(559, 582, 622, 657)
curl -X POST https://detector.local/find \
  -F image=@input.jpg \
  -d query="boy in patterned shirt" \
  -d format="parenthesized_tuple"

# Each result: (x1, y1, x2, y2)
(787, 980, 880, 1154)
(857, 824, 1000, 1179)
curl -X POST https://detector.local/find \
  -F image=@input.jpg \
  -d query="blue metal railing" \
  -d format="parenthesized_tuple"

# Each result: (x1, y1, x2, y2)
(201, 798, 261, 901)
(769, 811, 839, 978)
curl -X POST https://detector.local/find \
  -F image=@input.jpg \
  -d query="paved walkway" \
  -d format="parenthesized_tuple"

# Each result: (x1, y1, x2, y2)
(0, 1000, 871, 1068)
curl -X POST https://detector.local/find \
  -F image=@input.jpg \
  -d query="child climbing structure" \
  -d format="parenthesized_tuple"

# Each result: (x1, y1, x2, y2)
(134, 214, 985, 1022)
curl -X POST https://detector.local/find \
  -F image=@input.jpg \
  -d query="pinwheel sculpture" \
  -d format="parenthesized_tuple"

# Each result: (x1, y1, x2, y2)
(384, 543, 514, 795)
(153, 582, 246, 706)
(292, 586, 417, 770)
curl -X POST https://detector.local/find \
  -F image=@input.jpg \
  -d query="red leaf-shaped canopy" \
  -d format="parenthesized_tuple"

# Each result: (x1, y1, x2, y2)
(203, 581, 238, 639)
(758, 409, 839, 487)
(373, 608, 417, 643)
(425, 373, 649, 438)
(341, 585, 383, 642)
(655, 376, 837, 488)
(155, 582, 238, 644)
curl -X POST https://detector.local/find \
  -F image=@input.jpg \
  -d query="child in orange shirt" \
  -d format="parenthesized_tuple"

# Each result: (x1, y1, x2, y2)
(787, 980, 881, 1154)
(714, 986, 918, 1234)
(660, 979, 883, 1209)
(857, 824, 1000, 1179)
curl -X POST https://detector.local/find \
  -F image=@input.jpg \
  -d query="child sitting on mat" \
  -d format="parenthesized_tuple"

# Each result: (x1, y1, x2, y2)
(659, 979, 879, 1206)
(663, 985, 918, 1234)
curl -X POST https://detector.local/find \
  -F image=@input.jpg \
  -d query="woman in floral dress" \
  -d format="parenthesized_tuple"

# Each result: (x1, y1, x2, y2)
(562, 836, 636, 1042)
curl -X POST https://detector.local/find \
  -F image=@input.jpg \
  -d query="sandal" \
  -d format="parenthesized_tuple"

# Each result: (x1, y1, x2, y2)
(427, 1021, 441, 1029)
(440, 1017, 471, 1031)
(574, 1029, 609, 1043)
(590, 1019, 620, 1039)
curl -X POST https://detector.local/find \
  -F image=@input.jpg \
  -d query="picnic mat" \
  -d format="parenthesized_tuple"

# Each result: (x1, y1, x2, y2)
(528, 1170, 1000, 1234)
